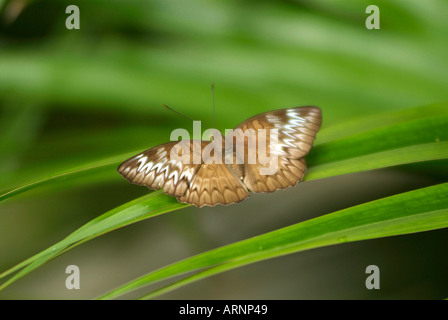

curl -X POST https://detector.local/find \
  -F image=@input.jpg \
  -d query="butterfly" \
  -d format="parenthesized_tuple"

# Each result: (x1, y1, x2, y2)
(118, 106, 322, 207)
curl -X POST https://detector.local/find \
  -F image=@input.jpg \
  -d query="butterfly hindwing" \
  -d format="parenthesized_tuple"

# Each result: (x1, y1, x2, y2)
(177, 163, 249, 207)
(243, 157, 307, 193)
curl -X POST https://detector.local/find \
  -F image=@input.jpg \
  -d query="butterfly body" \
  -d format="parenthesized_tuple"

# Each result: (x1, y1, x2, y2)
(118, 106, 322, 207)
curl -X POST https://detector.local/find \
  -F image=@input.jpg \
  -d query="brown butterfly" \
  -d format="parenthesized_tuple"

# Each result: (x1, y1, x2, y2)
(118, 106, 322, 207)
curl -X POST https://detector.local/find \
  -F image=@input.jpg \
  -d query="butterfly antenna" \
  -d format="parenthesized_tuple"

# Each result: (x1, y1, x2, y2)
(163, 103, 213, 130)
(162, 104, 195, 122)
(212, 82, 215, 128)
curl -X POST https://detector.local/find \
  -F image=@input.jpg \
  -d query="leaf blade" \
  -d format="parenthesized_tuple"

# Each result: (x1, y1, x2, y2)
(97, 183, 448, 300)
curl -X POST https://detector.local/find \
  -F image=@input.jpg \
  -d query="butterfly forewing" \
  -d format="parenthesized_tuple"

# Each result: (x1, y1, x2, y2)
(233, 106, 321, 159)
(177, 162, 249, 207)
(117, 141, 203, 197)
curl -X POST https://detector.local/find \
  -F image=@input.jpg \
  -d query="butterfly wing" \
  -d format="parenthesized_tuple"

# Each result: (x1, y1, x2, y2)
(117, 141, 203, 197)
(230, 106, 322, 193)
(118, 106, 321, 206)
(176, 162, 249, 207)
(118, 140, 249, 207)
(242, 157, 308, 193)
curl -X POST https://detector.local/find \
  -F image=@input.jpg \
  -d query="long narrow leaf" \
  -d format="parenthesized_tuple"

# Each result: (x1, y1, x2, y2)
(0, 191, 187, 289)
(97, 182, 448, 299)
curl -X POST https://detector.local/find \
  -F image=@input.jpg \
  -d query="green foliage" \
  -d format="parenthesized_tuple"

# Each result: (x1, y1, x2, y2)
(0, 0, 447, 299)
(100, 182, 448, 300)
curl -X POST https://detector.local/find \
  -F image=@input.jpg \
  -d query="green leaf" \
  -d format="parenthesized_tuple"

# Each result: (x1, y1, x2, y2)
(98, 182, 448, 300)
(306, 142, 448, 181)
(0, 191, 187, 290)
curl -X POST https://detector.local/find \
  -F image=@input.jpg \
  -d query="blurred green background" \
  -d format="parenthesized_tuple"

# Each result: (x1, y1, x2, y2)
(0, 0, 447, 299)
